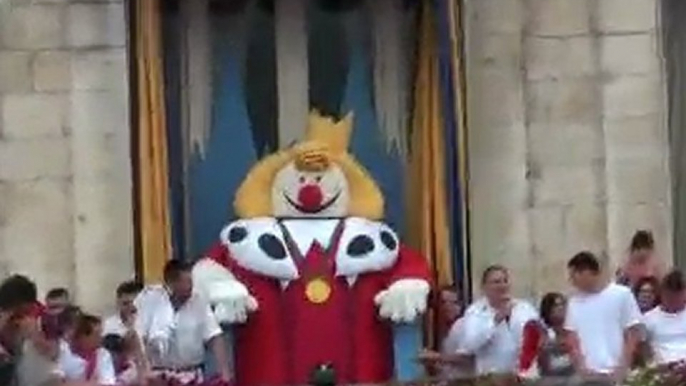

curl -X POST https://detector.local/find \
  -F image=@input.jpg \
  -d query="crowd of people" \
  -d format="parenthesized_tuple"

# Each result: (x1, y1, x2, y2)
(0, 260, 231, 386)
(421, 230, 685, 384)
(0, 229, 682, 386)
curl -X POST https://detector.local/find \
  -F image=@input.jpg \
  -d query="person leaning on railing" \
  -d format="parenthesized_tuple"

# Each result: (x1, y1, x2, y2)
(418, 285, 475, 379)
(456, 266, 538, 377)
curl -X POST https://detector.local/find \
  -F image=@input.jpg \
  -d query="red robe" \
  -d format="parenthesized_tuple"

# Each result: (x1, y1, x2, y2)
(204, 222, 429, 386)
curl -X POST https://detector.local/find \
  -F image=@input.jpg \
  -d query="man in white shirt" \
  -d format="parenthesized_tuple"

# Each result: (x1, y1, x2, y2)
(457, 265, 538, 376)
(136, 259, 232, 385)
(643, 270, 686, 364)
(565, 251, 642, 381)
(103, 281, 143, 337)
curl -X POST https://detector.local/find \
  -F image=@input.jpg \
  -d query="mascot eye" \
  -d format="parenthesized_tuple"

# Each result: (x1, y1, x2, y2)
(299, 176, 306, 184)
(315, 176, 322, 182)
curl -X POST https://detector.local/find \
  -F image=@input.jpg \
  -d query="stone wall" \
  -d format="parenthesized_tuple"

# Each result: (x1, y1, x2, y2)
(0, 0, 133, 314)
(0, 0, 671, 308)
(465, 0, 670, 297)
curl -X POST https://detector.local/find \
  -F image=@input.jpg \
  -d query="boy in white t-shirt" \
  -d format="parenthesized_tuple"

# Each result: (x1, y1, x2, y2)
(58, 313, 117, 385)
(564, 251, 642, 381)
(643, 270, 686, 364)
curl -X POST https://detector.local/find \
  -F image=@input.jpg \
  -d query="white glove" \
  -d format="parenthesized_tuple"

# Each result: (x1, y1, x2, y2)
(193, 258, 258, 324)
(374, 278, 430, 323)
(208, 280, 258, 323)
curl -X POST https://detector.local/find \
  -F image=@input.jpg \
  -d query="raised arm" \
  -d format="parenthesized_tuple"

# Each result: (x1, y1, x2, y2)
(457, 305, 498, 353)
(563, 301, 589, 374)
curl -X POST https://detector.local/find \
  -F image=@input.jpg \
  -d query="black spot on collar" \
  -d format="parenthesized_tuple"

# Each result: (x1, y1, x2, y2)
(347, 235, 375, 257)
(258, 234, 287, 260)
(380, 230, 397, 250)
(228, 226, 248, 243)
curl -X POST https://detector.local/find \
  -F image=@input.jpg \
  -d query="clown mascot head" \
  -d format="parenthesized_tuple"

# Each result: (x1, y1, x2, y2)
(193, 112, 431, 386)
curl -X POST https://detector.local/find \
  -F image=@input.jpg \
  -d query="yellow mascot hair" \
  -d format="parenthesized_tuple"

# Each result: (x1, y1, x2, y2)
(233, 111, 385, 220)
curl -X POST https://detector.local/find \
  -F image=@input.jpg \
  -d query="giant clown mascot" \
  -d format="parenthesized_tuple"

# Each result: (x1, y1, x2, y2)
(193, 112, 431, 386)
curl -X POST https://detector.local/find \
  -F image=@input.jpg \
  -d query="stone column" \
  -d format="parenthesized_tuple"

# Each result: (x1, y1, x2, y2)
(0, 2, 76, 294)
(522, 0, 608, 294)
(465, 0, 532, 296)
(597, 0, 672, 269)
(0, 0, 134, 314)
(465, 0, 670, 297)
(67, 1, 133, 314)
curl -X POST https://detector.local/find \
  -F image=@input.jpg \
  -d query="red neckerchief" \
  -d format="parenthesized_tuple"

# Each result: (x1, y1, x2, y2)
(70, 342, 98, 380)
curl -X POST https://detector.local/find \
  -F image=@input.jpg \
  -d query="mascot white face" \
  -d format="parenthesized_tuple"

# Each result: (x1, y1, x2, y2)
(271, 161, 350, 218)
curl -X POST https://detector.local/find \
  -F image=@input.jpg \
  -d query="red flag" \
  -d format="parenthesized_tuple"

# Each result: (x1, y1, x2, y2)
(519, 320, 542, 371)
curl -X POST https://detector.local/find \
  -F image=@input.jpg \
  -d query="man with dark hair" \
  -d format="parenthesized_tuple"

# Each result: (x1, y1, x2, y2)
(163, 259, 194, 296)
(642, 270, 686, 364)
(45, 288, 70, 316)
(567, 251, 601, 274)
(0, 275, 38, 386)
(136, 259, 232, 384)
(103, 281, 143, 337)
(0, 275, 38, 322)
(564, 251, 641, 382)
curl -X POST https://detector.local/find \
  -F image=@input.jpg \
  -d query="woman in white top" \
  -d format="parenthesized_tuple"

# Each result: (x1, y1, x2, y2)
(458, 265, 538, 376)
(643, 270, 686, 365)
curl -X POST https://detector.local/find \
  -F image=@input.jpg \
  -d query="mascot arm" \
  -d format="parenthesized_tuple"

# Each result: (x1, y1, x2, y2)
(193, 243, 258, 324)
(374, 245, 431, 323)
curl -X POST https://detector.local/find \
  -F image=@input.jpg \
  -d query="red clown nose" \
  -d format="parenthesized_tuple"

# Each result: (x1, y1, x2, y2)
(298, 184, 324, 211)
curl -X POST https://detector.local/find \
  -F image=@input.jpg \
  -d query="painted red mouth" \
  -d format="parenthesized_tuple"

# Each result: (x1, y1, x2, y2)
(284, 190, 342, 214)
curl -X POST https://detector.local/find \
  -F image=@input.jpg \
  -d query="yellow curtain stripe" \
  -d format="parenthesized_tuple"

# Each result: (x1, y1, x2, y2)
(136, 0, 172, 283)
(406, 2, 454, 349)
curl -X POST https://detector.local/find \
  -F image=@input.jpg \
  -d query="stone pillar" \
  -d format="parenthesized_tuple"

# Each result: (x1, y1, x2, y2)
(465, 0, 670, 297)
(464, 0, 532, 296)
(523, 0, 608, 294)
(598, 0, 671, 270)
(68, 2, 133, 314)
(0, 1, 76, 295)
(0, 0, 133, 314)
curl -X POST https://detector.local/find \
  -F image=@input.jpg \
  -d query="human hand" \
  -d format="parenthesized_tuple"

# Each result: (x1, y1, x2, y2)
(123, 310, 137, 329)
(219, 369, 233, 383)
(417, 348, 441, 363)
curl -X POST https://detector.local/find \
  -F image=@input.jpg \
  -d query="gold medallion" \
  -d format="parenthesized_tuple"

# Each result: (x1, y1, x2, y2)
(305, 278, 331, 304)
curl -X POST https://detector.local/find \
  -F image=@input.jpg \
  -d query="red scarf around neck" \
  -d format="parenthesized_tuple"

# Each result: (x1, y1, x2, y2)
(70, 342, 98, 380)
